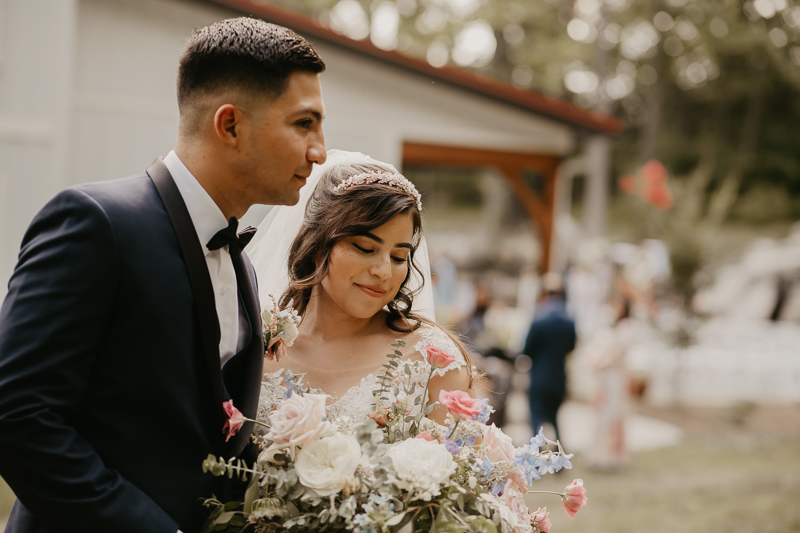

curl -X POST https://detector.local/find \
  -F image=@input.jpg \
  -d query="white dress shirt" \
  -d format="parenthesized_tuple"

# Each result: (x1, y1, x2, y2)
(163, 150, 249, 367)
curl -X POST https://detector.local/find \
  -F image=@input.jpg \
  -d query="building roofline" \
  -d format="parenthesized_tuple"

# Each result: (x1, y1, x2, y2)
(209, 0, 625, 135)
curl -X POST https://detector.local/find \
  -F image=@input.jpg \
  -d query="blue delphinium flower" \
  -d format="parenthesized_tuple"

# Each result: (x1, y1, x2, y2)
(451, 435, 477, 447)
(490, 481, 506, 496)
(282, 370, 304, 399)
(530, 427, 547, 448)
(536, 456, 555, 476)
(473, 398, 494, 424)
(551, 453, 574, 472)
(478, 456, 494, 480)
(514, 444, 541, 483)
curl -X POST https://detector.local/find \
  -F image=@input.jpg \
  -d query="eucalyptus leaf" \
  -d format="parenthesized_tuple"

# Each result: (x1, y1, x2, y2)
(396, 516, 414, 533)
(223, 501, 241, 512)
(385, 511, 408, 526)
(243, 476, 260, 513)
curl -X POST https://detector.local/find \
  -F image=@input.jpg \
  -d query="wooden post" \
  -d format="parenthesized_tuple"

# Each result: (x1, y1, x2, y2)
(403, 142, 559, 272)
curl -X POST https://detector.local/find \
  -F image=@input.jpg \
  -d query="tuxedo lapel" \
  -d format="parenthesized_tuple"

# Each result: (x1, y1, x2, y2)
(147, 158, 224, 407)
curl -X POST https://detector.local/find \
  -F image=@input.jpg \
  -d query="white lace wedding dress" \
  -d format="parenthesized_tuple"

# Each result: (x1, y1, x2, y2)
(256, 325, 466, 427)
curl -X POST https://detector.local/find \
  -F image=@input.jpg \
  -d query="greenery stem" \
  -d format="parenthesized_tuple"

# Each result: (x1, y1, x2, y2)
(417, 366, 437, 424)
(243, 417, 271, 428)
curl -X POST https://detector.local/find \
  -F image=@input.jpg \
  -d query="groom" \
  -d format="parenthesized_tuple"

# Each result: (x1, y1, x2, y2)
(0, 18, 325, 533)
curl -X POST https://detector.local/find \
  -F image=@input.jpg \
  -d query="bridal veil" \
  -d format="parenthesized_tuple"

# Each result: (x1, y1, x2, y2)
(246, 149, 436, 321)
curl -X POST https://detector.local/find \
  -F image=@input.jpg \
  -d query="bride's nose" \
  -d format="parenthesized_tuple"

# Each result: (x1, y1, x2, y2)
(369, 254, 392, 280)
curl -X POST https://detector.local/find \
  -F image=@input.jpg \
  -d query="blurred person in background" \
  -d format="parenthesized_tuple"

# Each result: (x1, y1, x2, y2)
(458, 285, 514, 427)
(523, 272, 577, 442)
(586, 296, 637, 470)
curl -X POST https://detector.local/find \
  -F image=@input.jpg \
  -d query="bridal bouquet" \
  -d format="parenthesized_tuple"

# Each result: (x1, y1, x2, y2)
(202, 343, 587, 533)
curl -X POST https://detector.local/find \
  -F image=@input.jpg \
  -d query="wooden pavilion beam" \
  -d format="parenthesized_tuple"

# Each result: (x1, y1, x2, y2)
(402, 142, 560, 272)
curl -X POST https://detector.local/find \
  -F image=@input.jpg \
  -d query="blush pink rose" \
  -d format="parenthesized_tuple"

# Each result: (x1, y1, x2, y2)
(531, 507, 551, 533)
(502, 482, 533, 533)
(483, 423, 516, 464)
(562, 479, 588, 519)
(424, 344, 456, 369)
(483, 424, 528, 491)
(438, 390, 482, 420)
(222, 400, 244, 442)
(265, 393, 327, 456)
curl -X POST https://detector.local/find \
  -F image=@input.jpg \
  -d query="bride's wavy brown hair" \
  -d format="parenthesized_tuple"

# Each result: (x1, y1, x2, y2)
(280, 163, 477, 386)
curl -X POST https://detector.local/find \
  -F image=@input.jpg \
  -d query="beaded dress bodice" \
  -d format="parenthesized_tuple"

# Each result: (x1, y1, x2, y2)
(256, 325, 465, 429)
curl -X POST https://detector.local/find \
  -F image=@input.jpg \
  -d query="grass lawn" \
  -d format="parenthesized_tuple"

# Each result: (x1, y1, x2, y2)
(525, 404, 800, 533)
(1, 475, 13, 526)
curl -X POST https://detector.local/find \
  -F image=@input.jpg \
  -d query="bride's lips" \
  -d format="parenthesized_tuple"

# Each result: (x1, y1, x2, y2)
(355, 283, 386, 297)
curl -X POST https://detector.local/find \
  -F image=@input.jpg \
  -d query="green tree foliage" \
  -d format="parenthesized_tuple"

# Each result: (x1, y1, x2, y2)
(272, 0, 800, 223)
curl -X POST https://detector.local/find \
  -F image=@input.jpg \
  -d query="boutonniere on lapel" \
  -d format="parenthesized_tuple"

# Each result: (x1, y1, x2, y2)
(261, 296, 301, 362)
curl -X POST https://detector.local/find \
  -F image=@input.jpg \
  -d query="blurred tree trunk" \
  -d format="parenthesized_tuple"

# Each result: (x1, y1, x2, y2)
(706, 78, 764, 224)
(582, 26, 612, 236)
(639, 52, 663, 163)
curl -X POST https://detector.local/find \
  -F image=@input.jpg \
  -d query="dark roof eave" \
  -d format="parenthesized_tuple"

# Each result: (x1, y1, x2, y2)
(208, 0, 625, 135)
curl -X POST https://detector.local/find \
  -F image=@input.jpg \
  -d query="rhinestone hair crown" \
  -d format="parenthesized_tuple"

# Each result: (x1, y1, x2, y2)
(333, 171, 423, 211)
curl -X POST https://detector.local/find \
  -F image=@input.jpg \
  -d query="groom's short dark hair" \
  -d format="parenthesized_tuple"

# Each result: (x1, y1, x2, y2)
(177, 17, 325, 110)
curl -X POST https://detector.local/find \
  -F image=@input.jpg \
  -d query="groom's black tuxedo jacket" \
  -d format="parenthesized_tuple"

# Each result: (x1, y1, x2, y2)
(0, 159, 264, 533)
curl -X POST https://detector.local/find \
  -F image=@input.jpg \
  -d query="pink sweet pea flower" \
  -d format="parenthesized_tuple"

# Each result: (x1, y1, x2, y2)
(222, 400, 244, 442)
(531, 507, 551, 533)
(562, 479, 588, 518)
(415, 430, 435, 441)
(424, 344, 456, 368)
(438, 390, 482, 420)
(415, 430, 445, 442)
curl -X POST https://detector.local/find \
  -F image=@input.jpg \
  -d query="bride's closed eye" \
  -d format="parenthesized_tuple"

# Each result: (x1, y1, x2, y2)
(352, 243, 408, 264)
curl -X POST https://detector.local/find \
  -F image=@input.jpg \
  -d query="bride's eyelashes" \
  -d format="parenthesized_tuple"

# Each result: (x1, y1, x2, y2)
(352, 243, 372, 254)
(352, 243, 407, 264)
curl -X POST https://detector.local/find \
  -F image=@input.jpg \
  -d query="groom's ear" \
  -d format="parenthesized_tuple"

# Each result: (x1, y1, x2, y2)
(213, 104, 243, 146)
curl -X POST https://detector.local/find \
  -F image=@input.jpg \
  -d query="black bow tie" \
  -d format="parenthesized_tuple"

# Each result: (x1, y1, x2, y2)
(206, 217, 256, 259)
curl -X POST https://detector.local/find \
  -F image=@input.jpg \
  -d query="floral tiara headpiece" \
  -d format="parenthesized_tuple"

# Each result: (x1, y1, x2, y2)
(333, 171, 423, 211)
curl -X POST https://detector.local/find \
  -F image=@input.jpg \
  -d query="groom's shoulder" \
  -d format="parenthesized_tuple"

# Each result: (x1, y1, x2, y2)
(70, 172, 157, 210)
(31, 172, 164, 241)
(44, 172, 163, 223)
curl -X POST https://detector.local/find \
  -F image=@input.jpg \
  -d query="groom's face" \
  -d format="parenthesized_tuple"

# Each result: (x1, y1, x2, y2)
(238, 71, 327, 206)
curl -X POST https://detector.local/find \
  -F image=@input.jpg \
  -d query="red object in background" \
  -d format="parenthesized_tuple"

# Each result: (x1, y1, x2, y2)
(618, 159, 674, 211)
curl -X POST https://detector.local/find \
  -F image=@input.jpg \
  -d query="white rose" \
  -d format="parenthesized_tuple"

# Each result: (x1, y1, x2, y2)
(386, 438, 456, 498)
(295, 433, 362, 496)
(281, 321, 299, 346)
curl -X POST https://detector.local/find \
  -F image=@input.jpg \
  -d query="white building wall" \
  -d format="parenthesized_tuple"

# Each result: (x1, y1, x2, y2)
(0, 0, 574, 294)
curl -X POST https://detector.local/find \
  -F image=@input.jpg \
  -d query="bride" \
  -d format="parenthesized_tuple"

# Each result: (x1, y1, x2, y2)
(247, 150, 477, 426)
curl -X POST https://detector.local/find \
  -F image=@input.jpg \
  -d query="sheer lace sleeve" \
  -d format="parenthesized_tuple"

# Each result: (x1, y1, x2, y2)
(413, 325, 467, 377)
(256, 369, 288, 436)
